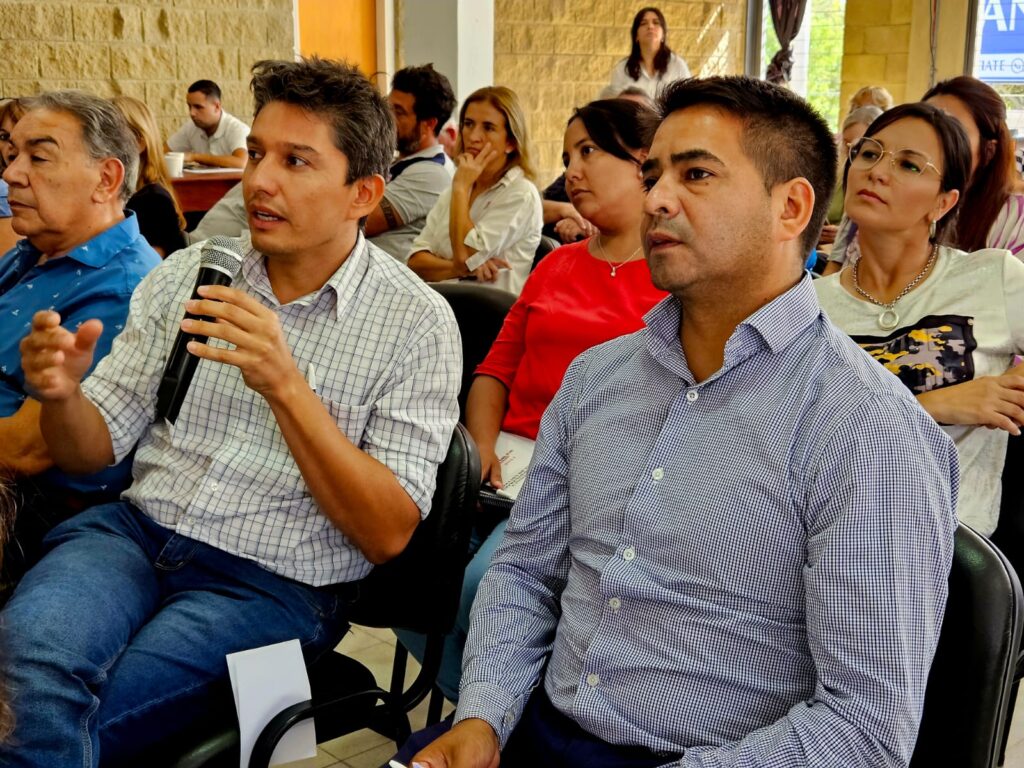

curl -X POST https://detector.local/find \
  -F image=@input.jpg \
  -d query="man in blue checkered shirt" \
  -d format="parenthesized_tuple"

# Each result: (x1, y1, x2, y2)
(413, 77, 958, 768)
(3, 59, 461, 766)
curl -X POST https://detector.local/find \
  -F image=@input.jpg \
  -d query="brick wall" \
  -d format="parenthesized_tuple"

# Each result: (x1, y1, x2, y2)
(494, 0, 747, 185)
(0, 0, 295, 141)
(840, 0, 912, 113)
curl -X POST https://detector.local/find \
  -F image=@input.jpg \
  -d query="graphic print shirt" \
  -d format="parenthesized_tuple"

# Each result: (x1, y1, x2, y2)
(815, 246, 1024, 534)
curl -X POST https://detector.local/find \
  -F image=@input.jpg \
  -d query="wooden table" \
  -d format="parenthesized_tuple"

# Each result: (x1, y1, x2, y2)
(171, 170, 243, 213)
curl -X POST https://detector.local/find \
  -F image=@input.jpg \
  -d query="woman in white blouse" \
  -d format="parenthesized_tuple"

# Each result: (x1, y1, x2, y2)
(407, 86, 542, 295)
(602, 7, 691, 100)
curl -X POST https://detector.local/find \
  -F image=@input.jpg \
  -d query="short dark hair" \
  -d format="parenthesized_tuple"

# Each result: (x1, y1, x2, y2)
(188, 80, 222, 101)
(856, 102, 971, 245)
(391, 64, 456, 137)
(250, 57, 395, 184)
(659, 76, 837, 257)
(565, 98, 658, 168)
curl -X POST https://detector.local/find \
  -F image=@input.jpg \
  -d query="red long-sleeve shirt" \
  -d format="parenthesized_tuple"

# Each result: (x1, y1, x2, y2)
(475, 238, 668, 439)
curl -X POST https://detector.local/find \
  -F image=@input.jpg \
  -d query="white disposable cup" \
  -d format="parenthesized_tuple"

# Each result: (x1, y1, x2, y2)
(164, 151, 185, 178)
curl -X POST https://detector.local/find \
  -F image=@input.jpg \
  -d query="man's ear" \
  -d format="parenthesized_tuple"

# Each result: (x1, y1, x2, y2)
(349, 174, 386, 220)
(773, 177, 815, 246)
(420, 117, 438, 141)
(93, 157, 126, 205)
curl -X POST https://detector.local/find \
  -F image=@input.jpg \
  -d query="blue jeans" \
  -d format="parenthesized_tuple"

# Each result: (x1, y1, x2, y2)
(396, 519, 507, 702)
(0, 502, 351, 767)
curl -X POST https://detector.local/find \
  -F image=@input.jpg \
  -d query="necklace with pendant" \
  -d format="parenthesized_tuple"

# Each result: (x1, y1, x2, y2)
(851, 244, 938, 330)
(595, 236, 642, 277)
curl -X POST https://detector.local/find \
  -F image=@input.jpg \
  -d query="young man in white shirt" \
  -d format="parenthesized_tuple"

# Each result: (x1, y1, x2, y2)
(165, 79, 249, 169)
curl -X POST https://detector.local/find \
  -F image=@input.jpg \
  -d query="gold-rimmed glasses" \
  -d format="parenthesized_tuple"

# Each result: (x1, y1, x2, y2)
(849, 136, 941, 181)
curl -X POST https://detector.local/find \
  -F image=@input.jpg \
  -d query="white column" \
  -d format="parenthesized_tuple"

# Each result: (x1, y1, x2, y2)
(401, 0, 494, 104)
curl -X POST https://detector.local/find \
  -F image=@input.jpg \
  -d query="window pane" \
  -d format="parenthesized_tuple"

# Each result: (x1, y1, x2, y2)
(762, 0, 847, 129)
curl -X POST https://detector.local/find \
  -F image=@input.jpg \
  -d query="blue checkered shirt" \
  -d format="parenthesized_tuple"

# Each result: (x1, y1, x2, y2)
(82, 233, 461, 586)
(457, 274, 958, 767)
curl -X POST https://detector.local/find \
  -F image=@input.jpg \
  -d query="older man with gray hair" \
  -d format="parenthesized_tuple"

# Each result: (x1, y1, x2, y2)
(0, 90, 159, 574)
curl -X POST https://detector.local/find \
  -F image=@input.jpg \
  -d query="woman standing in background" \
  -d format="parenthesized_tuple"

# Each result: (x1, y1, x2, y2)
(602, 7, 691, 99)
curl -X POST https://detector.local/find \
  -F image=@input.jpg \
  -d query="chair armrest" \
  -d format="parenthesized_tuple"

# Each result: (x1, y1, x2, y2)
(248, 688, 391, 768)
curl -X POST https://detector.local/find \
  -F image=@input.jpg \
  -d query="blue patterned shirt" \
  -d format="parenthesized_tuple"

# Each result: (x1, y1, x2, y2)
(0, 212, 159, 492)
(457, 274, 959, 767)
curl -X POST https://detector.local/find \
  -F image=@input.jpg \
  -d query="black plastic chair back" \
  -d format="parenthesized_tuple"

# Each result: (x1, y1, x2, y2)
(532, 235, 560, 271)
(911, 524, 1023, 767)
(347, 422, 480, 636)
(430, 282, 516, 420)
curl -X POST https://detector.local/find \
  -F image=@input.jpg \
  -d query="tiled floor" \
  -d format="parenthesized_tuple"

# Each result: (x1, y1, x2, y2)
(288, 624, 1024, 767)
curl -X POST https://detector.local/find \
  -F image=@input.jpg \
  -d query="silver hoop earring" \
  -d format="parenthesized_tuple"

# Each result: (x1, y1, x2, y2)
(929, 219, 936, 240)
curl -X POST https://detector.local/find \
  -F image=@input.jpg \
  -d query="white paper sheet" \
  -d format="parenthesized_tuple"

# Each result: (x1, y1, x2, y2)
(226, 639, 317, 768)
(493, 431, 536, 500)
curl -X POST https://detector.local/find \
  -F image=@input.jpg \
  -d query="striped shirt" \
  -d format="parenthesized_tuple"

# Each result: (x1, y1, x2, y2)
(457, 275, 958, 767)
(82, 233, 461, 586)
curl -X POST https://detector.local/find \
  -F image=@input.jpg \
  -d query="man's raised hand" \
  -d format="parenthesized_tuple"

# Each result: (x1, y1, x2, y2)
(20, 311, 103, 401)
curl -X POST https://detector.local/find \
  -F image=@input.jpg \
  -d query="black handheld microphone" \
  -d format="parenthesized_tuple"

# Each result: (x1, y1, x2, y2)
(155, 236, 245, 424)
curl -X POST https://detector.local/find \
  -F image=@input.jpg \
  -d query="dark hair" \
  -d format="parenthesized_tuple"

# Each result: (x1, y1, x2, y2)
(922, 76, 1016, 251)
(391, 64, 456, 137)
(854, 102, 971, 245)
(658, 76, 837, 256)
(626, 8, 673, 81)
(250, 57, 395, 183)
(564, 98, 658, 168)
(21, 90, 139, 203)
(187, 80, 222, 101)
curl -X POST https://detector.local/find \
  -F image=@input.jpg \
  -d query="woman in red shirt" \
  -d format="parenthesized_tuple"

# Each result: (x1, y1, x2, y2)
(395, 97, 668, 711)
(469, 98, 668, 487)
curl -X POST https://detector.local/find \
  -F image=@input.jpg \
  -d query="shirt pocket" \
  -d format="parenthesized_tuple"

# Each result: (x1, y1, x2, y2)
(319, 395, 373, 447)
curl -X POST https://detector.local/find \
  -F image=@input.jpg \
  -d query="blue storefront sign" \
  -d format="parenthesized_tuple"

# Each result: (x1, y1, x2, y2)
(978, 0, 1024, 82)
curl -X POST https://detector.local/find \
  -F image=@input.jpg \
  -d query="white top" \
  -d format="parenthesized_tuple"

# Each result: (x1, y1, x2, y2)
(370, 144, 455, 262)
(601, 52, 691, 99)
(814, 246, 1024, 535)
(409, 165, 542, 296)
(82, 233, 461, 586)
(167, 110, 250, 156)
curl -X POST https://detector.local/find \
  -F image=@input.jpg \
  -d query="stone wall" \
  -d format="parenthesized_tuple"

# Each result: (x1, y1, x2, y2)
(840, 0, 912, 112)
(0, 0, 295, 141)
(493, 0, 747, 185)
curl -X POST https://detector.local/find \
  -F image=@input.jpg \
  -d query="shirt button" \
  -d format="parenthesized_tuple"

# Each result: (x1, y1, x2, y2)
(210, 481, 219, 491)
(586, 672, 600, 687)
(503, 709, 515, 724)
(651, 467, 664, 481)
(623, 546, 636, 561)
(686, 389, 699, 402)
(608, 597, 621, 610)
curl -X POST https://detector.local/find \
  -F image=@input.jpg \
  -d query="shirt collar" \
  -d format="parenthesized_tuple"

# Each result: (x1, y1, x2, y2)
(13, 211, 143, 269)
(494, 164, 524, 190)
(241, 231, 368, 320)
(643, 272, 822, 380)
(209, 112, 228, 140)
(397, 144, 446, 162)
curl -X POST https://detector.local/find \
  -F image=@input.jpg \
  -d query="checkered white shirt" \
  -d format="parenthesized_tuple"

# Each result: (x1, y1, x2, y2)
(457, 275, 958, 767)
(82, 233, 461, 586)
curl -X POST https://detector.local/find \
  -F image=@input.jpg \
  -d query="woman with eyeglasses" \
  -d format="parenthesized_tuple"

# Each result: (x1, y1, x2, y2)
(825, 76, 1024, 273)
(815, 102, 1024, 536)
(0, 99, 24, 256)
